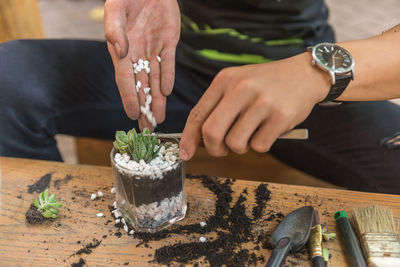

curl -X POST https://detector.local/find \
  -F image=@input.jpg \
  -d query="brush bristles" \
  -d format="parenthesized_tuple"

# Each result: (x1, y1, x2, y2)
(352, 205, 396, 234)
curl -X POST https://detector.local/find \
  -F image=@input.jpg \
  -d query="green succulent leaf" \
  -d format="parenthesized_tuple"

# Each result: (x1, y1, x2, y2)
(49, 208, 59, 214)
(48, 194, 56, 202)
(116, 131, 128, 143)
(51, 203, 63, 208)
(323, 248, 330, 262)
(32, 198, 40, 209)
(42, 210, 52, 218)
(127, 128, 137, 142)
(143, 128, 151, 135)
(51, 213, 58, 219)
(43, 188, 49, 200)
(42, 203, 52, 210)
(322, 232, 336, 241)
(39, 192, 44, 205)
(322, 228, 336, 241)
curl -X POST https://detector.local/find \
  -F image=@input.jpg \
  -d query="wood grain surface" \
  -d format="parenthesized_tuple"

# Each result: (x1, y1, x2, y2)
(1, 156, 400, 266)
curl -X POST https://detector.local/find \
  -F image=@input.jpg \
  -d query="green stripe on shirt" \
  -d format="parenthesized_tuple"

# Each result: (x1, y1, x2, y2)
(181, 14, 304, 46)
(197, 49, 273, 64)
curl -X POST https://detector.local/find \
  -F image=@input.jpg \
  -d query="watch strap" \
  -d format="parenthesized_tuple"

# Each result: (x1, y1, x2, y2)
(322, 72, 353, 102)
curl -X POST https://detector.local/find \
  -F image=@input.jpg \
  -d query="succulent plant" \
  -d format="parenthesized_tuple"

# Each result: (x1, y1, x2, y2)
(113, 128, 161, 163)
(32, 188, 62, 219)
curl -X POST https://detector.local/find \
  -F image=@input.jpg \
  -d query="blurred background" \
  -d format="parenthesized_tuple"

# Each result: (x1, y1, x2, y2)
(1, 0, 399, 187)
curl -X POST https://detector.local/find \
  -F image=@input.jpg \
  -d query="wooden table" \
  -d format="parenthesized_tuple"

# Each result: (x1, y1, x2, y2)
(1, 157, 400, 266)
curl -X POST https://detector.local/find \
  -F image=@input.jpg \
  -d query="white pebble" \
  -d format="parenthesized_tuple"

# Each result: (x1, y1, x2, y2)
(200, 222, 207, 227)
(129, 230, 134, 235)
(114, 210, 122, 219)
(157, 56, 161, 62)
(96, 213, 103, 217)
(136, 80, 141, 89)
(111, 187, 116, 194)
(90, 193, 97, 200)
(143, 60, 149, 66)
(121, 218, 126, 225)
(124, 225, 129, 232)
(143, 87, 151, 94)
(145, 67, 150, 74)
(115, 219, 120, 224)
(113, 201, 117, 209)
(97, 191, 104, 197)
(135, 65, 141, 73)
(146, 95, 152, 105)
(199, 237, 206, 243)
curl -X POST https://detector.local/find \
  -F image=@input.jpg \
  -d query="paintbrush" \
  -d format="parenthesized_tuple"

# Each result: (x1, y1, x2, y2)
(352, 205, 400, 267)
(309, 208, 325, 267)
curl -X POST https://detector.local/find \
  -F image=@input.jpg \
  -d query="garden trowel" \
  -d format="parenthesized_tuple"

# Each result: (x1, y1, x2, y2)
(266, 206, 314, 267)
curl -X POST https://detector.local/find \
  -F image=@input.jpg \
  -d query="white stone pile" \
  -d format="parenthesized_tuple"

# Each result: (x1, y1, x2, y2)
(135, 192, 183, 229)
(133, 59, 150, 74)
(114, 142, 180, 179)
(111, 192, 183, 230)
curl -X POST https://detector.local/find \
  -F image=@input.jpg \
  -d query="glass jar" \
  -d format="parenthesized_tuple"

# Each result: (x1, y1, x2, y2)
(110, 140, 187, 233)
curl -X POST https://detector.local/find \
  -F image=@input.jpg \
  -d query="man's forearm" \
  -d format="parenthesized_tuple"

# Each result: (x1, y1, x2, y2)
(337, 24, 400, 101)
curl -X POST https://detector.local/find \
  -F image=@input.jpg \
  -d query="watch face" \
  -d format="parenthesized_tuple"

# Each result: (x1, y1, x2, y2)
(313, 43, 354, 73)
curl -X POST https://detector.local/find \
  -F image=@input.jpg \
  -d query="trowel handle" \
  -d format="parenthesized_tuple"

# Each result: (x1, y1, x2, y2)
(266, 237, 292, 267)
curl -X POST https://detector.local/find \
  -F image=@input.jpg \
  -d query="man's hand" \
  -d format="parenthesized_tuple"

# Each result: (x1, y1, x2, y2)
(104, 0, 180, 129)
(179, 53, 331, 161)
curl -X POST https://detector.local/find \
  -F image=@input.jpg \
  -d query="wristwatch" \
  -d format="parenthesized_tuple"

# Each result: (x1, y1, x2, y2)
(307, 43, 354, 102)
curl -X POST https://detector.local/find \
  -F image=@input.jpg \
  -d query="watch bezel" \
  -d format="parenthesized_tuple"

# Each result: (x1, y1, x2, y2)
(311, 43, 354, 74)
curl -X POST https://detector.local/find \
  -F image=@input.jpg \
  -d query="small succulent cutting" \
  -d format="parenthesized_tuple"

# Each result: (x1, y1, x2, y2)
(113, 128, 161, 163)
(32, 188, 62, 219)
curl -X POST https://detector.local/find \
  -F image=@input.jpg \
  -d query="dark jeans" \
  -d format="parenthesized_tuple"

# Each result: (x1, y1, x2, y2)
(1, 40, 399, 194)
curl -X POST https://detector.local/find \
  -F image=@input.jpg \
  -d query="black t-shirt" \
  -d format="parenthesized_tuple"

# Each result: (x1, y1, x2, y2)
(176, 0, 335, 77)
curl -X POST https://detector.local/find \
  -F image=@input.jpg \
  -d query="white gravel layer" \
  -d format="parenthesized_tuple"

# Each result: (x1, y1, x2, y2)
(135, 192, 183, 228)
(114, 142, 180, 179)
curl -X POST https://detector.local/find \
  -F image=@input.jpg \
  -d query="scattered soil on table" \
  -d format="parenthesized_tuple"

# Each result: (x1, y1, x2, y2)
(27, 173, 52, 194)
(71, 258, 86, 267)
(110, 174, 284, 266)
(54, 174, 74, 190)
(252, 183, 271, 220)
(25, 205, 45, 224)
(75, 238, 102, 255)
